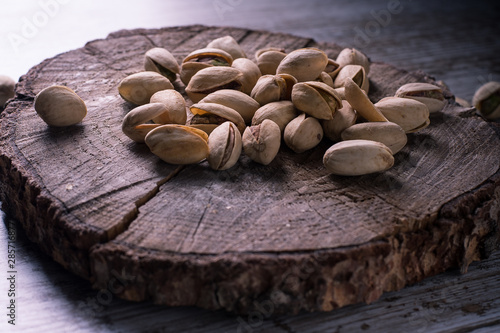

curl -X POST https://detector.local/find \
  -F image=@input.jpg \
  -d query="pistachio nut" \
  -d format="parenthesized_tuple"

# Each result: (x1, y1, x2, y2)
(333, 64, 369, 93)
(455, 96, 471, 108)
(185, 66, 243, 103)
(251, 100, 300, 133)
(251, 74, 297, 106)
(335, 48, 370, 75)
(284, 113, 324, 153)
(322, 100, 357, 142)
(276, 48, 329, 82)
(242, 119, 281, 165)
(375, 97, 430, 133)
(149, 89, 187, 125)
(291, 81, 343, 120)
(231, 58, 262, 94)
(341, 122, 407, 154)
(472, 81, 500, 119)
(395, 82, 445, 113)
(145, 124, 209, 165)
(121, 103, 169, 142)
(344, 77, 387, 122)
(118, 71, 173, 105)
(207, 121, 242, 170)
(316, 71, 334, 88)
(206, 35, 246, 59)
(179, 48, 233, 85)
(144, 47, 180, 82)
(324, 58, 341, 79)
(323, 140, 394, 176)
(188, 102, 246, 134)
(0, 75, 15, 109)
(199, 89, 260, 124)
(34, 85, 87, 127)
(255, 48, 287, 75)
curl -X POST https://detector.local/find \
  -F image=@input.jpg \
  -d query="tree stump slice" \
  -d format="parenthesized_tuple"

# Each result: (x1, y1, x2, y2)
(1, 25, 499, 315)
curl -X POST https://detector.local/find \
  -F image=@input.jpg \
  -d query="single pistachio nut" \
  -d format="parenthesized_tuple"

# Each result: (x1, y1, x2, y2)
(180, 48, 233, 85)
(242, 119, 281, 165)
(255, 48, 287, 75)
(150, 89, 187, 125)
(185, 66, 243, 103)
(284, 113, 324, 153)
(0, 75, 16, 108)
(341, 122, 407, 154)
(322, 100, 357, 142)
(231, 58, 262, 94)
(291, 81, 343, 120)
(207, 121, 242, 170)
(375, 97, 430, 133)
(316, 71, 334, 88)
(122, 103, 169, 142)
(323, 140, 394, 176)
(188, 102, 246, 134)
(335, 48, 370, 75)
(118, 71, 173, 105)
(277, 48, 329, 82)
(199, 89, 260, 124)
(324, 59, 341, 79)
(144, 47, 180, 82)
(333, 64, 369, 93)
(395, 82, 445, 113)
(472, 81, 500, 120)
(34, 85, 87, 127)
(251, 100, 299, 133)
(344, 77, 387, 122)
(145, 124, 209, 165)
(455, 96, 471, 108)
(206, 35, 246, 59)
(251, 74, 297, 106)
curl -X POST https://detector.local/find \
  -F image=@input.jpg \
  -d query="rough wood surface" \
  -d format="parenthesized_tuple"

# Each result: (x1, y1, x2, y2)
(1, 25, 499, 315)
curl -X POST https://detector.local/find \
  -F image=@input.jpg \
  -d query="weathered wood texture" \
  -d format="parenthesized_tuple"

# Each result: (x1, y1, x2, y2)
(1, 26, 500, 315)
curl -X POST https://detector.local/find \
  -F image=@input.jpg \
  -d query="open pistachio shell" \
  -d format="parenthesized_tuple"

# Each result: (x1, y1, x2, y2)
(335, 48, 370, 75)
(189, 102, 246, 134)
(207, 121, 242, 170)
(395, 82, 445, 113)
(121, 103, 169, 142)
(144, 47, 180, 82)
(284, 113, 324, 153)
(206, 35, 246, 59)
(333, 65, 369, 93)
(324, 58, 341, 79)
(341, 121, 407, 154)
(472, 81, 500, 120)
(231, 58, 262, 94)
(150, 89, 187, 125)
(118, 71, 174, 105)
(199, 89, 260, 124)
(180, 48, 233, 85)
(242, 119, 281, 165)
(291, 81, 343, 120)
(255, 48, 287, 75)
(322, 100, 357, 142)
(251, 100, 299, 133)
(185, 66, 243, 103)
(344, 77, 387, 122)
(276, 48, 329, 82)
(375, 97, 430, 133)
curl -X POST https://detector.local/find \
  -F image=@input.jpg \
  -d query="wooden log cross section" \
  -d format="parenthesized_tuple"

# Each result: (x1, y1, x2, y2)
(1, 25, 499, 315)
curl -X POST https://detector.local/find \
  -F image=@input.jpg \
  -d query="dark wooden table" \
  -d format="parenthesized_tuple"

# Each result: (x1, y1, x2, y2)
(1, 1, 500, 332)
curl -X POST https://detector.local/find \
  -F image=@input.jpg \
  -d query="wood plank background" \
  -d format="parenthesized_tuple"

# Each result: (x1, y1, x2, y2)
(1, 0, 499, 332)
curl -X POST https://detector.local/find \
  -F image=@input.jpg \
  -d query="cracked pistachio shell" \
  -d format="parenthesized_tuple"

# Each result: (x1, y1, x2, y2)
(317, 71, 334, 88)
(321, 100, 357, 142)
(284, 113, 324, 153)
(341, 121, 407, 154)
(0, 75, 15, 108)
(277, 48, 329, 82)
(199, 89, 260, 124)
(242, 119, 281, 165)
(189, 102, 246, 134)
(34, 85, 87, 127)
(472, 81, 500, 120)
(185, 66, 243, 103)
(231, 58, 262, 94)
(395, 82, 445, 113)
(323, 139, 394, 176)
(149, 89, 187, 125)
(144, 47, 180, 82)
(255, 48, 287, 75)
(121, 103, 169, 142)
(251, 74, 297, 106)
(207, 121, 242, 170)
(145, 124, 209, 165)
(375, 97, 430, 133)
(180, 48, 233, 85)
(335, 48, 370, 75)
(344, 77, 387, 122)
(206, 35, 246, 59)
(251, 100, 299, 133)
(291, 81, 343, 120)
(118, 71, 174, 105)
(333, 64, 369, 93)
(324, 58, 341, 79)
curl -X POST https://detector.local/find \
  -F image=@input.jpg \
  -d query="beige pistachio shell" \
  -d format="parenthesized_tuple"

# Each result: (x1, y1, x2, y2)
(455, 96, 471, 108)
(118, 71, 174, 105)
(252, 100, 299, 133)
(321, 100, 357, 142)
(242, 119, 281, 165)
(188, 124, 218, 136)
(276, 48, 329, 82)
(323, 140, 394, 176)
(291, 81, 343, 120)
(207, 121, 242, 170)
(472, 81, 500, 119)
(284, 113, 324, 153)
(180, 48, 233, 85)
(185, 66, 243, 103)
(255, 48, 287, 75)
(0, 75, 15, 108)
(231, 58, 262, 94)
(189, 102, 246, 134)
(333, 65, 369, 93)
(145, 124, 209, 165)
(395, 82, 445, 113)
(344, 77, 387, 122)
(199, 89, 260, 124)
(34, 85, 87, 127)
(317, 71, 334, 88)
(250, 75, 287, 106)
(341, 121, 407, 154)
(335, 48, 370, 75)
(206, 35, 246, 59)
(324, 59, 341, 79)
(334, 87, 345, 100)
(149, 89, 187, 125)
(144, 47, 180, 82)
(121, 103, 169, 142)
(375, 97, 430, 133)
